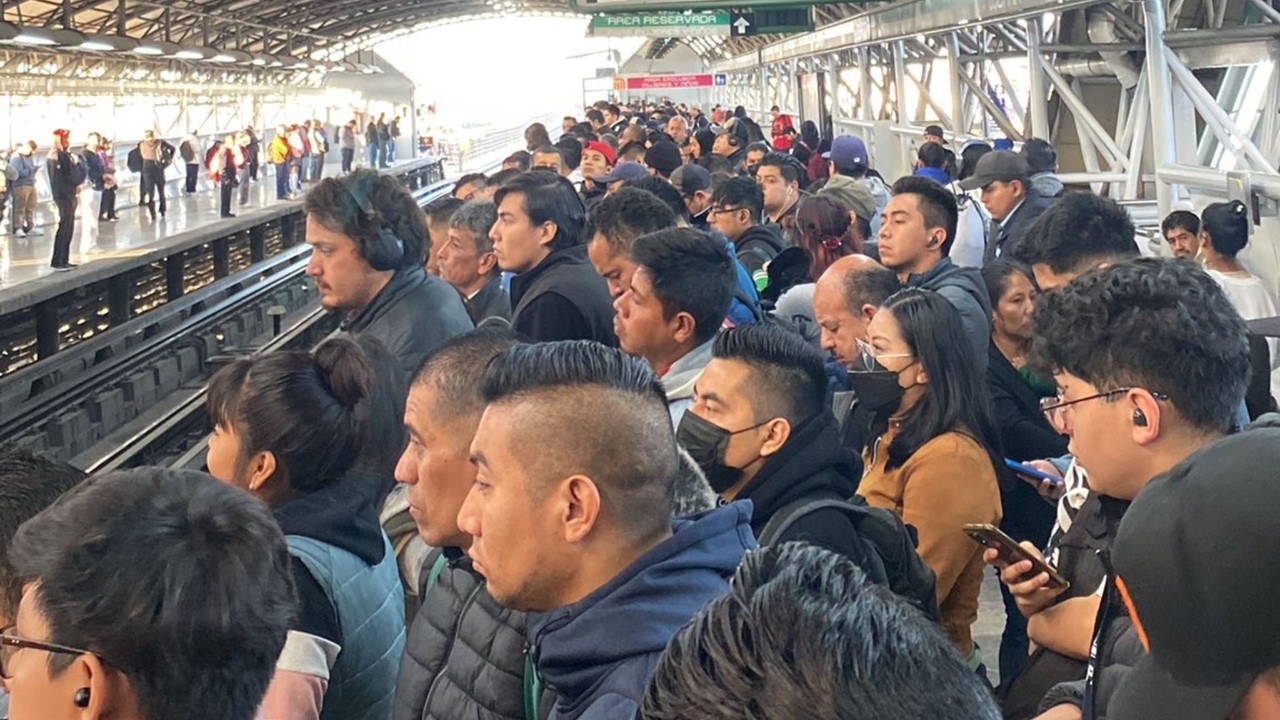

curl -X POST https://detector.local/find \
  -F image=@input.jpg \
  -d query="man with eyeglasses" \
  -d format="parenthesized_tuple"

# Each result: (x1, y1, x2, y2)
(708, 177, 783, 290)
(988, 258, 1251, 720)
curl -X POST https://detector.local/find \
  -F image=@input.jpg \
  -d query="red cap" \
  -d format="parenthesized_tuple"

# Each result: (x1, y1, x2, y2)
(53, 129, 70, 140)
(584, 140, 616, 167)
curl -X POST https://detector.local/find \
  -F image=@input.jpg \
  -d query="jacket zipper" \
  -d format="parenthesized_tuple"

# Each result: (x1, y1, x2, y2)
(421, 579, 485, 714)
(865, 435, 882, 478)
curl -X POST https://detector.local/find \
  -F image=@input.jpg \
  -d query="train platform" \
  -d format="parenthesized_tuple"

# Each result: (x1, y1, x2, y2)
(0, 157, 440, 319)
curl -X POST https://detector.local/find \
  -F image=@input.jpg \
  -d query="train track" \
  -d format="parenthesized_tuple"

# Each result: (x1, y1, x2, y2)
(2, 169, 469, 473)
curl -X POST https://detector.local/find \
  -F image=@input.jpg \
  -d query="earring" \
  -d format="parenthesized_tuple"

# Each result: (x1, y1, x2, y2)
(74, 687, 90, 707)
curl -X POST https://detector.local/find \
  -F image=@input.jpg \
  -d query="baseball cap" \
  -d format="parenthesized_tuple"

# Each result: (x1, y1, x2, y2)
(592, 161, 649, 185)
(924, 124, 948, 144)
(670, 164, 711, 197)
(583, 140, 616, 167)
(957, 150, 1030, 191)
(1109, 425, 1280, 720)
(817, 177, 877, 223)
(644, 141, 683, 176)
(822, 135, 869, 170)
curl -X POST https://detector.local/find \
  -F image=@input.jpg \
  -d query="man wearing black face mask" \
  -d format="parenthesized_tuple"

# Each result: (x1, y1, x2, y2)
(678, 324, 868, 557)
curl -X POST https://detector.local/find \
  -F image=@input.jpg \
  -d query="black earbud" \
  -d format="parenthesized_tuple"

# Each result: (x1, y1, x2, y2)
(1133, 409, 1148, 427)
(74, 688, 90, 708)
(927, 236, 939, 248)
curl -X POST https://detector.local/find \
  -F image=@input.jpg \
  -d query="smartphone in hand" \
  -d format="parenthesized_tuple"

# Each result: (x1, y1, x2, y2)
(964, 523, 1071, 590)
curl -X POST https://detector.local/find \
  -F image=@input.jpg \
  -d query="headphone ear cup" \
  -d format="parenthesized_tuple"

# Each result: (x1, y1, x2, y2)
(364, 227, 405, 272)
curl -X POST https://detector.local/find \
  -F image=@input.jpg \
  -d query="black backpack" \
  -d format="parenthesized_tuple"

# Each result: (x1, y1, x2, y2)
(158, 141, 175, 168)
(127, 147, 142, 173)
(759, 494, 942, 622)
(69, 155, 86, 187)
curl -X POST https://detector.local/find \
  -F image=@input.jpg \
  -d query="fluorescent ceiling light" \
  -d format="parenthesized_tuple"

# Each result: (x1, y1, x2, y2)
(12, 27, 60, 46)
(174, 48, 206, 60)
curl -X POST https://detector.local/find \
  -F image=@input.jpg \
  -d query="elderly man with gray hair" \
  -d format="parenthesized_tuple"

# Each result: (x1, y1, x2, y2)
(436, 199, 511, 327)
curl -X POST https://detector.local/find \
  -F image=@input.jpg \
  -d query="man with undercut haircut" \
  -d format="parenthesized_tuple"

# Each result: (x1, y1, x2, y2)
(391, 331, 551, 720)
(458, 342, 754, 720)
(614, 227, 736, 425)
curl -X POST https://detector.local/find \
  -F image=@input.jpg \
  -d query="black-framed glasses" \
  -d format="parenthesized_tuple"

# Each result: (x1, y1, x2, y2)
(0, 626, 100, 680)
(709, 205, 747, 216)
(1040, 388, 1170, 432)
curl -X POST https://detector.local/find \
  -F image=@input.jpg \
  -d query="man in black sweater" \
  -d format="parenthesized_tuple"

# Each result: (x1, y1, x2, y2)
(490, 170, 616, 345)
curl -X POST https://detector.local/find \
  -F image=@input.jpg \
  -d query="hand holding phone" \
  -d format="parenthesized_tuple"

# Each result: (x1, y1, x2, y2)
(1005, 458, 1063, 484)
(964, 523, 1070, 591)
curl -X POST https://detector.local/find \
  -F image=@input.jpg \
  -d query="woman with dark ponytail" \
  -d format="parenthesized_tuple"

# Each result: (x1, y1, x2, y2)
(206, 335, 405, 720)
(1199, 201, 1280, 403)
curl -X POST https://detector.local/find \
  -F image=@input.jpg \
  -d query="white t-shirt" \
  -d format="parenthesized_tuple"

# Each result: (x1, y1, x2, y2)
(1206, 268, 1280, 400)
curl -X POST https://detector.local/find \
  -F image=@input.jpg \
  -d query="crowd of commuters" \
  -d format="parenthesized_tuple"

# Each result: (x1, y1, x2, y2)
(4, 112, 406, 272)
(0, 99, 1277, 720)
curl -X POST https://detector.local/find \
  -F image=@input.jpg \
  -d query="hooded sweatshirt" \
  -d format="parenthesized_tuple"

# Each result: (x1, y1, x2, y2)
(528, 503, 756, 720)
(734, 412, 864, 557)
(661, 338, 715, 427)
(733, 224, 785, 283)
(904, 257, 992, 373)
(915, 166, 952, 185)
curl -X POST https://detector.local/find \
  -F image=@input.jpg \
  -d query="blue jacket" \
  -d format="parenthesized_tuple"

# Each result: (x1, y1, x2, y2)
(10, 154, 36, 188)
(528, 503, 756, 720)
(915, 166, 952, 185)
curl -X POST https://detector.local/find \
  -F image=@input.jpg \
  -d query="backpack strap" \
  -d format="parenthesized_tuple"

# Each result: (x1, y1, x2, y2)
(422, 551, 448, 596)
(759, 497, 855, 547)
(523, 647, 544, 720)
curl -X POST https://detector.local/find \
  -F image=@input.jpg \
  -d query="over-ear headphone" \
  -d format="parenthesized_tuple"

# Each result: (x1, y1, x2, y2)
(1133, 409, 1148, 427)
(343, 180, 404, 272)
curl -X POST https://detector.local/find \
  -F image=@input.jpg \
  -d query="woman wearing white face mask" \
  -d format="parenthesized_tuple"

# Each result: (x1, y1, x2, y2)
(850, 287, 1004, 673)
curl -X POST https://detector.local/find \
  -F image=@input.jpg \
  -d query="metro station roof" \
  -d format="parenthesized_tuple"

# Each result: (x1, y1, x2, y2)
(0, 0, 867, 62)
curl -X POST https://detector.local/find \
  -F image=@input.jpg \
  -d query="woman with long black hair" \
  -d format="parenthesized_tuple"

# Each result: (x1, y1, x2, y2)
(851, 288, 1003, 670)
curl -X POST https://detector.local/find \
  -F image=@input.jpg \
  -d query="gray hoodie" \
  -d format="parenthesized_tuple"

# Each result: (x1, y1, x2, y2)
(905, 257, 992, 372)
(662, 338, 715, 427)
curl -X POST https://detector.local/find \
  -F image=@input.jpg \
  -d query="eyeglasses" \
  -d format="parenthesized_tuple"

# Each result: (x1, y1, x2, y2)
(0, 626, 103, 680)
(1039, 388, 1170, 433)
(854, 338, 913, 372)
(709, 206, 747, 216)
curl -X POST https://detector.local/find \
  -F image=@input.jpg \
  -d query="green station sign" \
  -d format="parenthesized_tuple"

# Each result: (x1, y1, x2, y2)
(590, 11, 731, 37)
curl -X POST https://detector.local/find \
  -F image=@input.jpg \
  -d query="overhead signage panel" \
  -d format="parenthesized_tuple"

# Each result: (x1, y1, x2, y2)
(590, 11, 731, 37)
(614, 73, 729, 90)
(572, 0, 830, 12)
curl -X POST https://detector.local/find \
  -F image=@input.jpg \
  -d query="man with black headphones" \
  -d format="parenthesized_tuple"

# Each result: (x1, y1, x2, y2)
(304, 169, 474, 374)
(878, 175, 991, 371)
(756, 152, 804, 244)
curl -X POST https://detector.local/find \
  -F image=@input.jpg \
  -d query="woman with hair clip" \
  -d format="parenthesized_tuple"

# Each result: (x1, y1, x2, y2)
(205, 336, 405, 720)
(1199, 200, 1280, 406)
(851, 288, 1003, 671)
(768, 195, 862, 346)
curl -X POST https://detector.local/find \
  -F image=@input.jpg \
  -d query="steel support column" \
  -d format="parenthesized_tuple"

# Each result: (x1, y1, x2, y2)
(947, 33, 965, 136)
(1027, 17, 1051, 139)
(1146, 0, 1180, 213)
